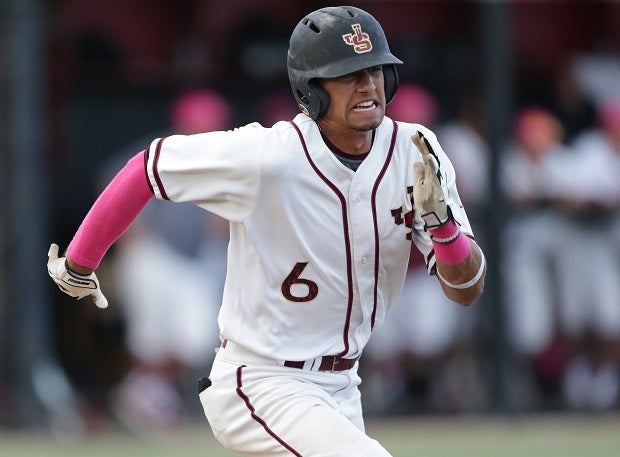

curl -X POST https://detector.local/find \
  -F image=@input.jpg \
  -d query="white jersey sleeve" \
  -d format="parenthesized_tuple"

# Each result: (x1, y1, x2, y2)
(145, 122, 265, 222)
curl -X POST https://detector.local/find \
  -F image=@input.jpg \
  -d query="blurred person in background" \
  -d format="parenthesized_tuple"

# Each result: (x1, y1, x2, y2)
(438, 95, 490, 221)
(102, 89, 233, 432)
(255, 89, 299, 127)
(435, 93, 491, 411)
(557, 98, 620, 411)
(500, 107, 574, 410)
(548, 62, 597, 143)
(383, 82, 438, 128)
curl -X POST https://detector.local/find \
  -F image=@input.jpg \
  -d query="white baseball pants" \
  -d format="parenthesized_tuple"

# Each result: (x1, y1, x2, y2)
(199, 341, 392, 456)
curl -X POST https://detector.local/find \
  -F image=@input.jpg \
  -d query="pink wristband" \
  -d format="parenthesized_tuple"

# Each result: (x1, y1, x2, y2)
(429, 220, 471, 265)
(67, 151, 154, 269)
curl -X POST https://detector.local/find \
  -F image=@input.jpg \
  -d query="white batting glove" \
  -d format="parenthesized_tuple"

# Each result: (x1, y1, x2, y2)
(412, 131, 450, 229)
(47, 243, 108, 309)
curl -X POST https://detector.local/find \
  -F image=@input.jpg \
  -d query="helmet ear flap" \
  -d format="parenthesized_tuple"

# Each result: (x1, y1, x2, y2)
(295, 79, 329, 120)
(384, 64, 400, 104)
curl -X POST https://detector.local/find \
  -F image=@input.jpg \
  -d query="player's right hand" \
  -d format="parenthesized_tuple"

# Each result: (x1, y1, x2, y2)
(47, 243, 108, 309)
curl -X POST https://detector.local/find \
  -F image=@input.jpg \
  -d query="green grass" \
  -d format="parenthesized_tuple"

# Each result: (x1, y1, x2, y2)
(2, 413, 620, 457)
(372, 414, 620, 457)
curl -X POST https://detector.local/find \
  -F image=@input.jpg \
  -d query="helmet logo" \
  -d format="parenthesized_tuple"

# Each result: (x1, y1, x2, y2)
(342, 24, 373, 54)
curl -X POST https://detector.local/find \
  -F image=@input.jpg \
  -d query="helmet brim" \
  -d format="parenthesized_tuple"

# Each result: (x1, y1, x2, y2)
(298, 54, 403, 81)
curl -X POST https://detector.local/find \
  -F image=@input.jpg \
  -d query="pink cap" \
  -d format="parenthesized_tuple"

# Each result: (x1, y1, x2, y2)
(386, 83, 438, 126)
(514, 106, 563, 153)
(170, 89, 232, 134)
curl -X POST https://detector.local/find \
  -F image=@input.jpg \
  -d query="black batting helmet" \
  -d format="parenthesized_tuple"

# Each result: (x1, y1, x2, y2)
(287, 6, 403, 120)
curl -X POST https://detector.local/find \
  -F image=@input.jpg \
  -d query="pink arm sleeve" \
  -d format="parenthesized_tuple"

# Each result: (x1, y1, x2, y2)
(67, 150, 154, 269)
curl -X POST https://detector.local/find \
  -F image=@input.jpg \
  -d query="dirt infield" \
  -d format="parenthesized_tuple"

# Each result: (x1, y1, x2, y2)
(2, 413, 619, 456)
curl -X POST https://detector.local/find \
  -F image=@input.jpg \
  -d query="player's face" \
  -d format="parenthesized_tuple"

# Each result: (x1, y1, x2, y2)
(319, 66, 386, 133)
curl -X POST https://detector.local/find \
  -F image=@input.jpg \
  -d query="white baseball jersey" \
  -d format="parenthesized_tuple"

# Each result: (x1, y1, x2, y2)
(145, 113, 472, 362)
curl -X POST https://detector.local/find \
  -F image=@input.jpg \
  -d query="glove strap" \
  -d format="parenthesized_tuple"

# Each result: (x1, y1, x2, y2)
(422, 211, 449, 229)
(64, 259, 98, 289)
(422, 205, 452, 230)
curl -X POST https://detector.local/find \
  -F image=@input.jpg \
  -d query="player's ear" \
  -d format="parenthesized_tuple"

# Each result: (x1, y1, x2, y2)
(383, 64, 399, 104)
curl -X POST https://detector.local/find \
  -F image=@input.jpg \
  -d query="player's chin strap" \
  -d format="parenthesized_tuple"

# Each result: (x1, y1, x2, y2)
(436, 252, 486, 290)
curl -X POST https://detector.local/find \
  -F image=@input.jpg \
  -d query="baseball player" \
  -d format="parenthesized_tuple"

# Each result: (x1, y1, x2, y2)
(47, 6, 486, 456)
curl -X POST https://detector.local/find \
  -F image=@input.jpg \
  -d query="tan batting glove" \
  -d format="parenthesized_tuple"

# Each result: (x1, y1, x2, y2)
(47, 243, 108, 309)
(412, 131, 450, 229)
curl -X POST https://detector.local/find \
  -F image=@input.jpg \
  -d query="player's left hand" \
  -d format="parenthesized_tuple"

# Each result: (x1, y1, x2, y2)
(47, 243, 108, 309)
(412, 131, 450, 229)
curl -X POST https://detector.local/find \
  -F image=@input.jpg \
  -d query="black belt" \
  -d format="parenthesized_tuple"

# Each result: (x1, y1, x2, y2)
(284, 355, 358, 372)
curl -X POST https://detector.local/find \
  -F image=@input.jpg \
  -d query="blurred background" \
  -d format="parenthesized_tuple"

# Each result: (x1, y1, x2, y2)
(2, 0, 620, 442)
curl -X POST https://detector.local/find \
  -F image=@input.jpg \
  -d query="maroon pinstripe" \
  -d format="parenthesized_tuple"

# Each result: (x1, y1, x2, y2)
(235, 366, 303, 456)
(370, 120, 398, 329)
(152, 137, 170, 200)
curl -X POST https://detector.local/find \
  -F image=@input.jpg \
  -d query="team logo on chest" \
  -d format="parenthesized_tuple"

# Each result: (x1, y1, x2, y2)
(391, 185, 415, 240)
(342, 24, 373, 54)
